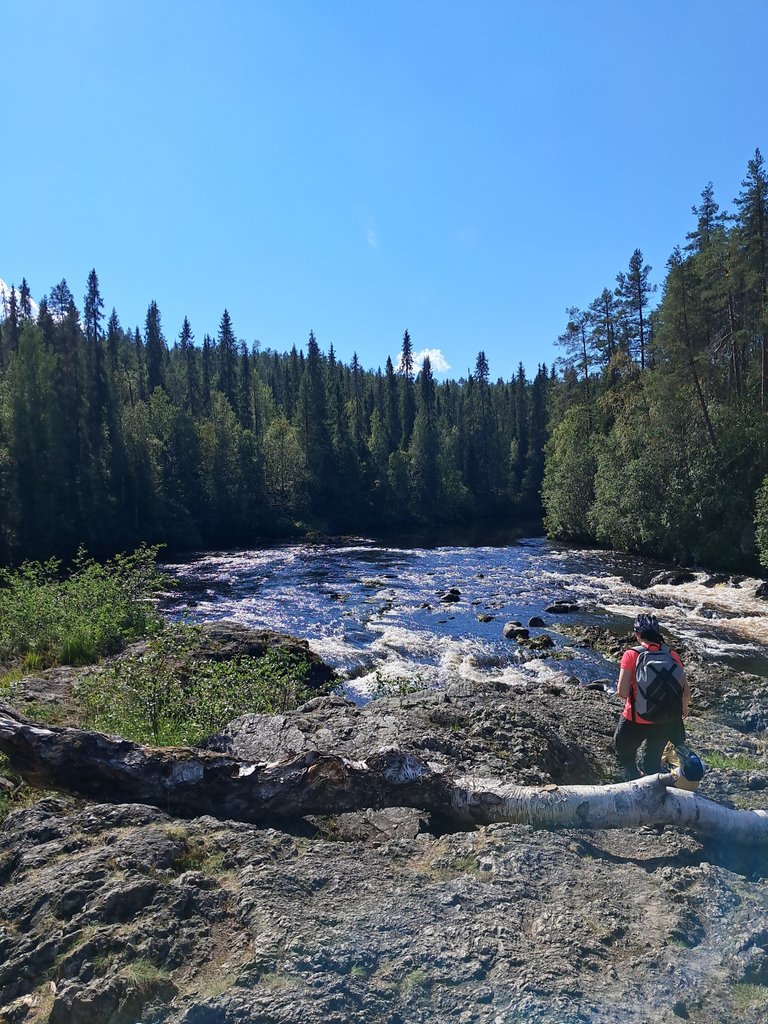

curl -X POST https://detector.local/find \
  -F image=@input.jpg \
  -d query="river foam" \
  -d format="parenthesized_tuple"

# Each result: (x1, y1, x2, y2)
(162, 538, 768, 701)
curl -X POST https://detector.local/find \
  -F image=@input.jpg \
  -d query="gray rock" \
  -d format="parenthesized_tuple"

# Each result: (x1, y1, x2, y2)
(649, 570, 697, 586)
(545, 600, 580, 614)
(3, 622, 768, 1024)
(528, 616, 546, 627)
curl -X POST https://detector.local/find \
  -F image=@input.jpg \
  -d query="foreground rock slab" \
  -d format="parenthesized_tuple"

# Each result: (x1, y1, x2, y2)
(1, 797, 768, 1024)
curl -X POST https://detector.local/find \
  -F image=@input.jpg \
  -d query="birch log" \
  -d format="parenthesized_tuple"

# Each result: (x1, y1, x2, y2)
(1, 706, 766, 844)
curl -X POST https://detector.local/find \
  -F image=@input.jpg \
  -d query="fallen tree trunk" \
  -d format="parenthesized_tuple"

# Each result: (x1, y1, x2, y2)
(1, 706, 767, 843)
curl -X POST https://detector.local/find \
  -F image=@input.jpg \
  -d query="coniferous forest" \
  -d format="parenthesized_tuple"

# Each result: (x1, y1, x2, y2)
(1, 148, 767, 573)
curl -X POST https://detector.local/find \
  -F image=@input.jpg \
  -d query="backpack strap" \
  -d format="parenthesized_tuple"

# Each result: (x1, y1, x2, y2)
(629, 646, 644, 723)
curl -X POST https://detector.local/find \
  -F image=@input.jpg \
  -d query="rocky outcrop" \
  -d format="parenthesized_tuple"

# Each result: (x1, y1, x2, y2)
(1, 623, 337, 729)
(3, 623, 768, 1023)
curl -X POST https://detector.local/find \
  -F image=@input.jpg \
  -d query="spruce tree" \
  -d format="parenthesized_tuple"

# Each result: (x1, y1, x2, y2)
(398, 329, 416, 447)
(144, 301, 166, 393)
(19, 278, 32, 320)
(83, 269, 105, 347)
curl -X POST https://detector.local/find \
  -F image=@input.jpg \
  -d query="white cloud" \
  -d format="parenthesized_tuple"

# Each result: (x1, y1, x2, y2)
(415, 348, 451, 373)
(366, 226, 378, 249)
(396, 347, 451, 374)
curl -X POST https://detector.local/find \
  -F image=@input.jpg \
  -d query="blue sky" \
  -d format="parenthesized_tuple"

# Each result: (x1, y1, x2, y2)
(2, 0, 766, 379)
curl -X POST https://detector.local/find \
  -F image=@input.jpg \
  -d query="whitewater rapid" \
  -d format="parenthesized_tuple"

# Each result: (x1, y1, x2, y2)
(161, 537, 768, 702)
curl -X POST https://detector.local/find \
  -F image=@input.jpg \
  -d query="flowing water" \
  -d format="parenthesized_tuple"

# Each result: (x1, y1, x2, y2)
(161, 535, 768, 702)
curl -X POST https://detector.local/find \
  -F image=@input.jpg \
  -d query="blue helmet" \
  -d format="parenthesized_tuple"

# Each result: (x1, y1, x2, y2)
(633, 613, 660, 637)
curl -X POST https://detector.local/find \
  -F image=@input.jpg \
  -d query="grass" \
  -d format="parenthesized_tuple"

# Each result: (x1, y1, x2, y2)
(705, 752, 761, 771)
(258, 970, 297, 991)
(200, 972, 238, 997)
(123, 958, 172, 993)
(731, 982, 768, 1010)
(398, 969, 429, 995)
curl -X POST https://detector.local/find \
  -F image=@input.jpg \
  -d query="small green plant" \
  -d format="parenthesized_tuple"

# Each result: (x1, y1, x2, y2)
(350, 964, 369, 980)
(202, 972, 237, 997)
(370, 670, 425, 701)
(169, 835, 226, 875)
(258, 970, 295, 991)
(399, 969, 429, 995)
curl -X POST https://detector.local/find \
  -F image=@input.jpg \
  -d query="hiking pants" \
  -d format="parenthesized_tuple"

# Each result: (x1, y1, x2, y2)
(613, 716, 686, 780)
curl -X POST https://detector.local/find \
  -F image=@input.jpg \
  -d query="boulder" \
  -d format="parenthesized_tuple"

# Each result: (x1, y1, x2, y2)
(545, 600, 580, 614)
(522, 634, 554, 651)
(649, 570, 696, 586)
(439, 588, 461, 603)
(476, 613, 495, 623)
(528, 616, 546, 628)
(755, 582, 768, 600)
(503, 623, 529, 640)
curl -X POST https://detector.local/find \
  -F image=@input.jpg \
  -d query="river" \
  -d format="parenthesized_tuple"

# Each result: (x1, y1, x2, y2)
(161, 535, 768, 702)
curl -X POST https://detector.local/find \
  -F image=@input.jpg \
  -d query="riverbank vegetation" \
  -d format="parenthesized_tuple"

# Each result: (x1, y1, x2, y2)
(0, 545, 165, 669)
(544, 149, 768, 570)
(1, 149, 767, 572)
(79, 624, 324, 745)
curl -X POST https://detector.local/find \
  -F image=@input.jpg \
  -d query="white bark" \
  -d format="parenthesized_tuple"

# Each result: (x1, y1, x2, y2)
(1, 706, 767, 844)
(453, 773, 768, 844)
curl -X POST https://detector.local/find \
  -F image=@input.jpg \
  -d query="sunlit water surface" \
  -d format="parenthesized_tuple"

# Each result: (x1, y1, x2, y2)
(161, 536, 768, 703)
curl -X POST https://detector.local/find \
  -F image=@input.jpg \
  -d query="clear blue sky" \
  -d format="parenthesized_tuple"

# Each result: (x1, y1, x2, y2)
(2, 0, 766, 379)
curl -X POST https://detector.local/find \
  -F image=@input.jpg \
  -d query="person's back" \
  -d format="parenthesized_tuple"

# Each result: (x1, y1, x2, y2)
(614, 613, 691, 779)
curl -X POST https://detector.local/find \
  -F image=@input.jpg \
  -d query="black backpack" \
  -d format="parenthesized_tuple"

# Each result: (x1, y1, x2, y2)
(631, 644, 684, 722)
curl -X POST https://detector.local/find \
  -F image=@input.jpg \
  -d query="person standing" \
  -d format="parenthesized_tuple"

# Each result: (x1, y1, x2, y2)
(614, 613, 690, 780)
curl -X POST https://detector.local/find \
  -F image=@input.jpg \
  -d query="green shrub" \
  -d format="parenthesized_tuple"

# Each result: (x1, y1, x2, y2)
(79, 624, 326, 746)
(0, 545, 166, 668)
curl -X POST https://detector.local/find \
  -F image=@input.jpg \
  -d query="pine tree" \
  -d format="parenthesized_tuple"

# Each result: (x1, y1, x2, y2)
(201, 334, 213, 413)
(106, 309, 121, 372)
(587, 289, 619, 377)
(178, 316, 200, 415)
(5, 286, 19, 352)
(409, 355, 440, 520)
(615, 250, 655, 369)
(556, 308, 591, 403)
(238, 341, 253, 429)
(734, 148, 768, 404)
(296, 330, 331, 509)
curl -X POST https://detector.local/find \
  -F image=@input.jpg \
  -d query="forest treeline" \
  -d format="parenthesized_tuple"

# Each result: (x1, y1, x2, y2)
(2, 148, 767, 572)
(0, 274, 550, 565)
(543, 147, 768, 571)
